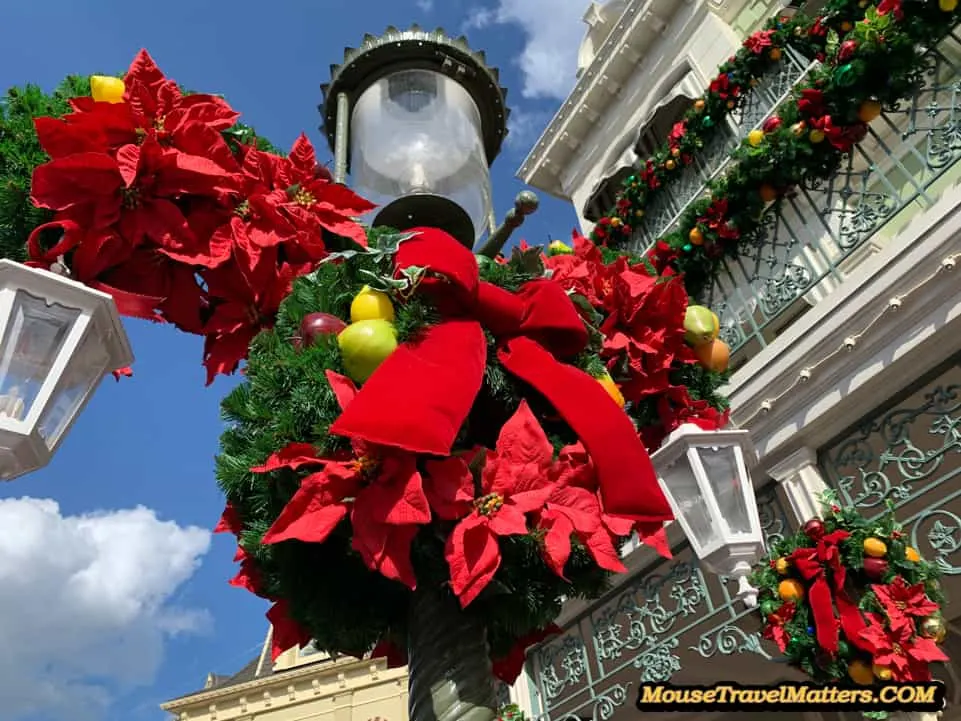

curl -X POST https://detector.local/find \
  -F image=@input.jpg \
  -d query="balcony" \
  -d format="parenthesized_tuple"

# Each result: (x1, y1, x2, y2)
(624, 29, 961, 370)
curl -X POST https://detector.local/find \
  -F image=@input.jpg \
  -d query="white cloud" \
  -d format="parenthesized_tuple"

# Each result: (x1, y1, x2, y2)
(505, 108, 554, 155)
(0, 498, 211, 721)
(415, 0, 434, 11)
(463, 0, 586, 100)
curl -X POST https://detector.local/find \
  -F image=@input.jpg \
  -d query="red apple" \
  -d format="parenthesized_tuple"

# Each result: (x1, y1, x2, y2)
(862, 557, 889, 580)
(299, 312, 347, 347)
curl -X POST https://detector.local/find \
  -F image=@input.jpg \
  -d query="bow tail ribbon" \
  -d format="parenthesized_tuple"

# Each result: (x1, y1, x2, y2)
(499, 338, 669, 519)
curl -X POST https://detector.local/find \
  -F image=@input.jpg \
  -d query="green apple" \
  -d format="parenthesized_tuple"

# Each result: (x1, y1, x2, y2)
(684, 305, 720, 346)
(337, 319, 398, 383)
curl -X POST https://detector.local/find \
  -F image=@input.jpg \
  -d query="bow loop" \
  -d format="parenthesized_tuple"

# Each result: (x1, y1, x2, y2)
(330, 227, 673, 521)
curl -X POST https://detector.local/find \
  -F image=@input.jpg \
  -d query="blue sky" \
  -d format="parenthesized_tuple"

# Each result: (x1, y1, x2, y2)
(0, 0, 589, 719)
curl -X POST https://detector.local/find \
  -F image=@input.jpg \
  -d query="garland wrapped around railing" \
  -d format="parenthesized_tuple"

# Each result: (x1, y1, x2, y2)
(593, 0, 961, 298)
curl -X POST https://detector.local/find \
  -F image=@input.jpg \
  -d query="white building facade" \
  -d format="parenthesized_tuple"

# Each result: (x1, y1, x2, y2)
(513, 1, 961, 720)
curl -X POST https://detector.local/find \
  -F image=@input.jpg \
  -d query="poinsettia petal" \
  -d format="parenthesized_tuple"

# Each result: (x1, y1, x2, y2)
(636, 522, 672, 559)
(423, 456, 476, 521)
(584, 527, 627, 573)
(325, 370, 358, 411)
(33, 117, 104, 157)
(262, 479, 349, 545)
(351, 520, 420, 589)
(251, 442, 322, 473)
(539, 511, 574, 579)
(445, 514, 501, 608)
(267, 600, 312, 661)
(214, 502, 243, 534)
(908, 637, 950, 664)
(486, 401, 554, 498)
(488, 503, 529, 536)
(170, 95, 241, 132)
(509, 486, 553, 514)
(228, 556, 262, 595)
(313, 181, 377, 216)
(547, 485, 601, 533)
(315, 209, 370, 247)
(356, 456, 431, 526)
(30, 152, 122, 211)
(288, 133, 317, 175)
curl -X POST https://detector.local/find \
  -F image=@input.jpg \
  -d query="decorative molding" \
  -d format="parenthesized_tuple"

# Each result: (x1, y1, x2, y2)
(766, 447, 828, 524)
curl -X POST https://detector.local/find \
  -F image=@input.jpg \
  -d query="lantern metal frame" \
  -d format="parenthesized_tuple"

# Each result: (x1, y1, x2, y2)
(650, 423, 766, 607)
(319, 25, 510, 245)
(0, 260, 133, 480)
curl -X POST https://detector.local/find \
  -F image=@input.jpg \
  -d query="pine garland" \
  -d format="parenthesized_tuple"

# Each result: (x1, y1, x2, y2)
(592, 0, 961, 300)
(751, 492, 949, 690)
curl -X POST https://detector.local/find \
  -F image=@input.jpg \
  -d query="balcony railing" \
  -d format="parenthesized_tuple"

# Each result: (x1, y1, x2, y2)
(628, 30, 961, 368)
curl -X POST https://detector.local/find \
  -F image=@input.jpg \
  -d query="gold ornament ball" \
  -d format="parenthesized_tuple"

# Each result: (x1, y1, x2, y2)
(941, 0, 957, 11)
(694, 98, 706, 112)
(848, 660, 875, 686)
(665, 159, 676, 171)
(863, 537, 888, 558)
(775, 557, 790, 575)
(635, 209, 645, 218)
(920, 616, 947, 643)
(872, 664, 893, 681)
(671, 147, 681, 158)
(858, 100, 883, 124)
(610, 217, 622, 228)
(748, 129, 765, 147)
(688, 227, 704, 246)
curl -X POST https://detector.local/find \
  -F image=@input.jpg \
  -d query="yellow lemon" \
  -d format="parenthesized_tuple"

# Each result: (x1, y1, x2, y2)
(90, 75, 126, 104)
(748, 129, 765, 147)
(350, 286, 395, 323)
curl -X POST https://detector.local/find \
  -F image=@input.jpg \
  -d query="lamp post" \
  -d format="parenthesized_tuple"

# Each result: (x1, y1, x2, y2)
(0, 261, 133, 480)
(320, 25, 511, 249)
(651, 423, 766, 608)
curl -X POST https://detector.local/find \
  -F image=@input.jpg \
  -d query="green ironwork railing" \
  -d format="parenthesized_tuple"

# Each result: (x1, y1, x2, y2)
(632, 30, 961, 365)
(523, 483, 793, 721)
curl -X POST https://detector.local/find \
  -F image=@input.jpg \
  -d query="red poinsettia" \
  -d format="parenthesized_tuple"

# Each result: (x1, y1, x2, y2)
(860, 612, 948, 681)
(551, 441, 671, 560)
(543, 230, 611, 310)
(744, 29, 775, 55)
(267, 599, 313, 661)
(809, 116, 868, 153)
(642, 385, 730, 451)
(639, 159, 661, 190)
(492, 624, 561, 684)
(797, 88, 827, 118)
(598, 267, 696, 403)
(763, 601, 796, 652)
(439, 402, 554, 607)
(708, 74, 740, 101)
(201, 241, 312, 382)
(254, 371, 431, 587)
(871, 577, 940, 635)
(668, 121, 687, 149)
(698, 198, 740, 242)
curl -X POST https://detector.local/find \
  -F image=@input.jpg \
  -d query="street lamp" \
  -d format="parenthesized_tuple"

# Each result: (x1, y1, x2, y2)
(320, 26, 510, 248)
(0, 261, 133, 480)
(651, 423, 765, 607)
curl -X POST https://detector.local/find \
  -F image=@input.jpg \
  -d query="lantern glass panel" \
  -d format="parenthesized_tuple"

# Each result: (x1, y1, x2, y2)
(39, 325, 111, 448)
(350, 69, 493, 243)
(696, 444, 752, 536)
(0, 290, 81, 423)
(664, 452, 716, 550)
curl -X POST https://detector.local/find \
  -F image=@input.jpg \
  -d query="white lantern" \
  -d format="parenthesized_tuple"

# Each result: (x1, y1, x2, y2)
(0, 261, 133, 480)
(650, 423, 766, 607)
(321, 26, 510, 248)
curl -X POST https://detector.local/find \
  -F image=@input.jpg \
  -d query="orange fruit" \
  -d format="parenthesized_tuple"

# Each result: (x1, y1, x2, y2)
(694, 339, 730, 373)
(689, 227, 704, 246)
(905, 546, 921, 563)
(848, 660, 874, 685)
(858, 100, 882, 123)
(759, 184, 778, 203)
(694, 99, 706, 112)
(769, 47, 782, 61)
(778, 578, 804, 602)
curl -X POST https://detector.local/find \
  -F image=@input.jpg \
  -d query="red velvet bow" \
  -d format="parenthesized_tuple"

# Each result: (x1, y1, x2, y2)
(330, 227, 672, 521)
(789, 529, 870, 654)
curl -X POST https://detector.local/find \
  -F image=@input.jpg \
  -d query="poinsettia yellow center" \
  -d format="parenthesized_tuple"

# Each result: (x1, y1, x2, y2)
(895, 601, 907, 611)
(154, 115, 166, 132)
(293, 188, 315, 207)
(475, 493, 504, 516)
(892, 643, 904, 655)
(350, 455, 379, 475)
(122, 187, 141, 209)
(235, 200, 250, 219)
